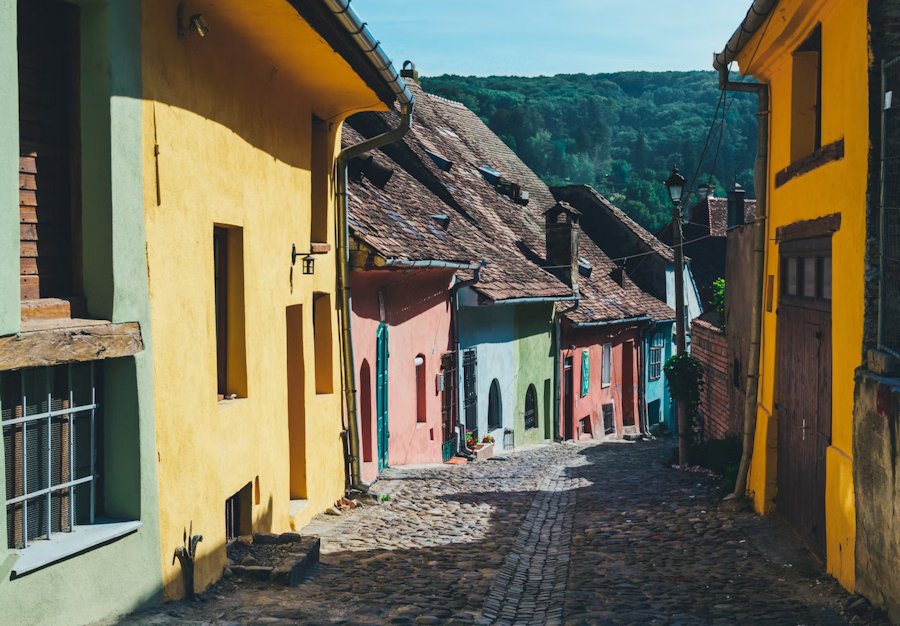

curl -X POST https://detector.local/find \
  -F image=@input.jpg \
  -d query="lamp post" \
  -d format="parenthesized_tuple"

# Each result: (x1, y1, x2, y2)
(665, 167, 689, 465)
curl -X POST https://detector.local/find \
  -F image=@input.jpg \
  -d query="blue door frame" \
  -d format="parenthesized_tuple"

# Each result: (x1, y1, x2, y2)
(376, 323, 389, 471)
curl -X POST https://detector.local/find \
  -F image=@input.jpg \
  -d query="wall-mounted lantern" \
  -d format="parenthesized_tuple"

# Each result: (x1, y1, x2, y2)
(292, 244, 316, 275)
(177, 2, 209, 39)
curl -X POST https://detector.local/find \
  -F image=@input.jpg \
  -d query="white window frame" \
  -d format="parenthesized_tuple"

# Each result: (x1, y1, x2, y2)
(601, 343, 611, 388)
(649, 334, 664, 381)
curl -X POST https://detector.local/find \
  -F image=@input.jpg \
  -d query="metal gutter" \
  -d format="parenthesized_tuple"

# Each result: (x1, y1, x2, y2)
(320, 0, 414, 108)
(713, 0, 779, 86)
(381, 258, 482, 270)
(337, 106, 414, 494)
(570, 315, 652, 329)
(488, 295, 580, 306)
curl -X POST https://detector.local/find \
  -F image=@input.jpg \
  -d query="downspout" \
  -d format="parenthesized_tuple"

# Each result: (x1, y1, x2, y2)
(451, 266, 484, 455)
(713, 63, 770, 499)
(554, 297, 580, 441)
(337, 105, 415, 493)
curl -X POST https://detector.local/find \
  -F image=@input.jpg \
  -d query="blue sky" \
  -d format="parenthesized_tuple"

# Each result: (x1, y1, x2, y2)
(353, 0, 751, 77)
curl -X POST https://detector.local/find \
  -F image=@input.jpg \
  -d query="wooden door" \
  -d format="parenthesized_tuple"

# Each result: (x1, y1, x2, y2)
(376, 323, 389, 471)
(622, 342, 636, 429)
(563, 356, 574, 440)
(775, 238, 832, 559)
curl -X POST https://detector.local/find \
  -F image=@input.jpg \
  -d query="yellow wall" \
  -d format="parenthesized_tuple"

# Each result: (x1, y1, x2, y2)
(737, 0, 868, 590)
(140, 0, 386, 599)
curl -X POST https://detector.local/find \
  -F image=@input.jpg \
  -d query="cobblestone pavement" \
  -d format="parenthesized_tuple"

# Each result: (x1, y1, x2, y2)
(124, 440, 888, 626)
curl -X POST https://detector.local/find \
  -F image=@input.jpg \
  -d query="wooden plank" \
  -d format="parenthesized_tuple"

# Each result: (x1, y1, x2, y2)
(19, 173, 36, 191)
(19, 206, 37, 225)
(0, 321, 143, 371)
(775, 139, 845, 188)
(20, 277, 40, 300)
(19, 157, 37, 174)
(18, 190, 37, 208)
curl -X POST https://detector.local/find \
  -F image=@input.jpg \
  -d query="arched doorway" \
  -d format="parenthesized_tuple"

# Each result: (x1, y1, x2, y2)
(488, 379, 502, 431)
(359, 360, 373, 463)
(524, 384, 538, 430)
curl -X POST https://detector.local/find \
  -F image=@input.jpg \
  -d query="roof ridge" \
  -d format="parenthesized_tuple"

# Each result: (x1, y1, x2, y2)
(425, 92, 468, 109)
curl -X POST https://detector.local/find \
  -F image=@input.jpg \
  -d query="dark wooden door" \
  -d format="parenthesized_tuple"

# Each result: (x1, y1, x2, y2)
(622, 341, 636, 429)
(563, 356, 574, 440)
(775, 238, 832, 559)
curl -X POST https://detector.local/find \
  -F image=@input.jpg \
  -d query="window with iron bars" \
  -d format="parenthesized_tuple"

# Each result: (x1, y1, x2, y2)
(2, 363, 99, 550)
(880, 58, 900, 357)
(649, 333, 664, 381)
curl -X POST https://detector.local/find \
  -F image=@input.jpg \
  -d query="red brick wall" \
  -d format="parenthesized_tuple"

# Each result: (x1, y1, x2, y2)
(691, 318, 739, 440)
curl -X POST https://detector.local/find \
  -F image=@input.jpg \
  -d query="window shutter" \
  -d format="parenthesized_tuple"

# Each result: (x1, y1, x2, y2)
(580, 350, 590, 397)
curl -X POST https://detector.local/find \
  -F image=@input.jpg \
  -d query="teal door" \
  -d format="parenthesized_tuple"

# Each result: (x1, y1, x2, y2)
(376, 323, 389, 471)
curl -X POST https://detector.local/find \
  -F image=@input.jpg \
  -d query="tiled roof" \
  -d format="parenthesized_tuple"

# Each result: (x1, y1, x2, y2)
(345, 81, 572, 303)
(345, 80, 672, 323)
(551, 185, 675, 263)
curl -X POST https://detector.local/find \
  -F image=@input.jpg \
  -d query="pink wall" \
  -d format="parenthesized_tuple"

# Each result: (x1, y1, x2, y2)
(351, 268, 456, 483)
(560, 323, 643, 441)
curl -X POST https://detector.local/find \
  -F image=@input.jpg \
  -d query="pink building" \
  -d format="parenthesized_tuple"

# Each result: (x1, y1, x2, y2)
(351, 268, 458, 483)
(556, 234, 674, 441)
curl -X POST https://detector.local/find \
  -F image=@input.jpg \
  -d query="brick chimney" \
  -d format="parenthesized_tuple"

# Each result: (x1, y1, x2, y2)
(727, 183, 746, 228)
(545, 201, 581, 290)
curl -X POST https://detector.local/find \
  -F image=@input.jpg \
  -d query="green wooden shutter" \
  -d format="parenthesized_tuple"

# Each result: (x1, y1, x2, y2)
(580, 349, 590, 397)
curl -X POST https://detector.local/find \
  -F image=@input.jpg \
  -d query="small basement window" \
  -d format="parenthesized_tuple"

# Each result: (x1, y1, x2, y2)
(225, 482, 252, 542)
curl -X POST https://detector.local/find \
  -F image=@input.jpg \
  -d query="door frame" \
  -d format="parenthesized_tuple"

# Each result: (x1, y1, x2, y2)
(376, 322, 389, 471)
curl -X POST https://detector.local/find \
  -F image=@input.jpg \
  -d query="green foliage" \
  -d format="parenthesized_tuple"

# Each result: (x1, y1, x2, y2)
(663, 353, 705, 437)
(711, 278, 726, 323)
(689, 436, 743, 493)
(423, 72, 758, 232)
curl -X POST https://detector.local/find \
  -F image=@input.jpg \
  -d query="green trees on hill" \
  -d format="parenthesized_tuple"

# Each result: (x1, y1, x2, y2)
(423, 72, 757, 232)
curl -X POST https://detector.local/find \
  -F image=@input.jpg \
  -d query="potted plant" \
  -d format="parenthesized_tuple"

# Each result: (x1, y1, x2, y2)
(473, 434, 494, 461)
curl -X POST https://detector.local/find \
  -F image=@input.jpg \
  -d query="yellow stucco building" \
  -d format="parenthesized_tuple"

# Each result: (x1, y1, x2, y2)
(717, 0, 869, 592)
(140, 0, 408, 599)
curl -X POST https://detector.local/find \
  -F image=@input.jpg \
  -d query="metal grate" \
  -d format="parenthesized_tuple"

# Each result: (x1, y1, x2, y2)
(462, 349, 477, 430)
(2, 363, 97, 550)
(880, 58, 900, 354)
(649, 333, 664, 381)
(524, 384, 538, 430)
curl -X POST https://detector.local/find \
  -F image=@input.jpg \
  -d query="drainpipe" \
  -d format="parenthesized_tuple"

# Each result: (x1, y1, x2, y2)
(337, 105, 415, 493)
(554, 297, 580, 441)
(713, 54, 770, 499)
(451, 265, 484, 455)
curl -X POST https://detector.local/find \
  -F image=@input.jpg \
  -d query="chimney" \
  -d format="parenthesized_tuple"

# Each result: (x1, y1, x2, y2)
(697, 183, 714, 200)
(545, 201, 581, 289)
(400, 60, 420, 84)
(727, 183, 746, 228)
(609, 265, 624, 287)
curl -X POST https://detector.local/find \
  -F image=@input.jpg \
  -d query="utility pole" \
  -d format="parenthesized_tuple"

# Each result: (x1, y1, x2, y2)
(665, 168, 690, 466)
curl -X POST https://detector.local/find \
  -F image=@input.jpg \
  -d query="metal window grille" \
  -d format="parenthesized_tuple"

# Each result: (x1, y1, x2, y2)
(880, 58, 900, 356)
(2, 363, 97, 550)
(524, 384, 538, 430)
(487, 379, 502, 431)
(462, 349, 477, 430)
(602, 404, 615, 436)
(649, 334, 664, 381)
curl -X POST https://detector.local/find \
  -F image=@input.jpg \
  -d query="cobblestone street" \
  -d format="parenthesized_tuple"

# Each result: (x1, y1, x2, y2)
(125, 441, 887, 625)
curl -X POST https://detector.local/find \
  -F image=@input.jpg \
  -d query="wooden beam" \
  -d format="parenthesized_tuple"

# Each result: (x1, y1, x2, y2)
(0, 321, 143, 371)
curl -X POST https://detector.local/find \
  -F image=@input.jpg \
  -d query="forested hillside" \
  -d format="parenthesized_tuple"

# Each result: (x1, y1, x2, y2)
(422, 72, 757, 232)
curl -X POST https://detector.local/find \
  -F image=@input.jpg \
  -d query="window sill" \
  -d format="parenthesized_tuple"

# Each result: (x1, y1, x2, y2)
(774, 138, 845, 188)
(217, 397, 249, 411)
(10, 519, 142, 578)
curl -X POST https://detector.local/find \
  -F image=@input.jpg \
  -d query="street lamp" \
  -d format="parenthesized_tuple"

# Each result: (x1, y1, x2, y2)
(665, 167, 689, 465)
(665, 167, 686, 205)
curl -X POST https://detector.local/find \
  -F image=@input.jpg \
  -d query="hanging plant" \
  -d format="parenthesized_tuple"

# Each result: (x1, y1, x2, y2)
(664, 353, 705, 433)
